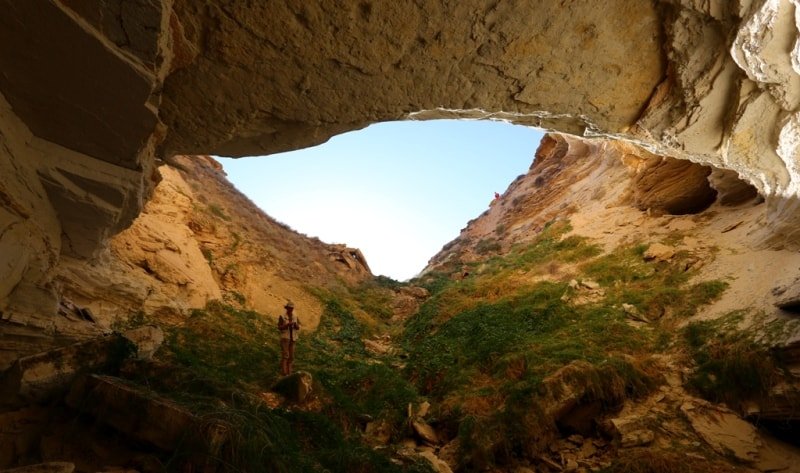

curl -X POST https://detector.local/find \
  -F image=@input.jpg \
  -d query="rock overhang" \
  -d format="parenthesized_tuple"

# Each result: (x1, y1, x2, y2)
(4, 0, 800, 320)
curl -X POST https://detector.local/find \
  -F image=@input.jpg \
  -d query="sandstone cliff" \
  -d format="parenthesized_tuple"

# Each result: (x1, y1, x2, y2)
(7, 1, 800, 335)
(58, 155, 372, 329)
(7, 1, 800, 471)
(426, 133, 800, 353)
(410, 133, 800, 472)
(0, 155, 371, 369)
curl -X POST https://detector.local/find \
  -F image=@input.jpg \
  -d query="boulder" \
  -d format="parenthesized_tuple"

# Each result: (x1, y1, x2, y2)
(643, 243, 675, 262)
(416, 400, 431, 418)
(270, 371, 313, 403)
(0, 334, 135, 405)
(364, 419, 393, 446)
(512, 468, 537, 473)
(0, 325, 164, 405)
(120, 325, 164, 360)
(0, 407, 49, 468)
(417, 450, 453, 473)
(773, 281, 800, 312)
(66, 374, 201, 451)
(437, 438, 461, 471)
(605, 416, 655, 448)
(622, 303, 650, 323)
(411, 419, 439, 446)
(579, 280, 600, 290)
(680, 400, 759, 463)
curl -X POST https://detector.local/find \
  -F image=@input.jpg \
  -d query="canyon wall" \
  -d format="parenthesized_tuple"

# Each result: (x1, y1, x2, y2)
(5, 1, 800, 348)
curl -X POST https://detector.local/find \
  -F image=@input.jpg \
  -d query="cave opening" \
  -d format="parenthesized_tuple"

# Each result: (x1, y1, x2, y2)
(217, 119, 544, 281)
(755, 419, 800, 447)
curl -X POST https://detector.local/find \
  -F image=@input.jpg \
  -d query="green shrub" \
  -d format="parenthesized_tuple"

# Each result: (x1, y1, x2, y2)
(685, 317, 781, 408)
(207, 203, 230, 220)
(146, 300, 430, 473)
(476, 238, 501, 255)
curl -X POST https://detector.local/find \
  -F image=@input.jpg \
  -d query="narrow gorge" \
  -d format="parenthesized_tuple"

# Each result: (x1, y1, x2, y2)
(3, 1, 800, 472)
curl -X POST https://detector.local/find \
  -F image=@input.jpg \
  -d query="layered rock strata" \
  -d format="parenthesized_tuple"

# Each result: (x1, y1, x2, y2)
(6, 1, 800, 360)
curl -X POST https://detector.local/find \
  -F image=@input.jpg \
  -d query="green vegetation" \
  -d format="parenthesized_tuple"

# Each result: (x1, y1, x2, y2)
(345, 277, 401, 321)
(117, 217, 740, 472)
(583, 244, 727, 320)
(201, 247, 214, 266)
(207, 203, 231, 221)
(684, 311, 784, 408)
(229, 231, 242, 253)
(126, 301, 430, 473)
(475, 238, 501, 255)
(583, 245, 728, 320)
(404, 220, 729, 469)
(599, 448, 743, 473)
(299, 298, 420, 428)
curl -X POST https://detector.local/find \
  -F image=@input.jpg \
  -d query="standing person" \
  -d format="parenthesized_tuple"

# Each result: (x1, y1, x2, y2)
(278, 301, 301, 376)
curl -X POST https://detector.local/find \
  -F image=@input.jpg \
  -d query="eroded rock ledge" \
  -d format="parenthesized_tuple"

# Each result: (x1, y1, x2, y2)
(4, 1, 800, 333)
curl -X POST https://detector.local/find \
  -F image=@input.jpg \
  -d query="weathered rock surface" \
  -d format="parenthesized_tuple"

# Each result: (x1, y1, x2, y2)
(0, 327, 162, 405)
(709, 168, 760, 206)
(392, 286, 430, 321)
(0, 407, 49, 469)
(6, 0, 800, 344)
(47, 156, 372, 352)
(66, 374, 218, 452)
(410, 419, 439, 446)
(773, 279, 800, 311)
(630, 157, 717, 215)
(681, 400, 760, 464)
(417, 450, 453, 473)
(6, 3, 800, 469)
(643, 243, 676, 263)
(271, 371, 313, 404)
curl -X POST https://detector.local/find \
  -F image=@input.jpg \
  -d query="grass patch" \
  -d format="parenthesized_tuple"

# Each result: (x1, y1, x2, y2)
(685, 311, 783, 409)
(207, 203, 230, 221)
(403, 220, 729, 469)
(298, 298, 420, 429)
(201, 248, 214, 266)
(164, 301, 279, 391)
(599, 448, 745, 473)
(128, 301, 429, 473)
(476, 238, 501, 255)
(582, 245, 727, 320)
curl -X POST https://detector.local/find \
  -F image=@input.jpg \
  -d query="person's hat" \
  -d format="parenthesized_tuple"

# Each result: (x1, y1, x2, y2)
(284, 301, 295, 309)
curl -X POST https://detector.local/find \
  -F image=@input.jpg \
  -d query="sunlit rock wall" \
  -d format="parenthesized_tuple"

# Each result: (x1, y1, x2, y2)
(5, 0, 800, 346)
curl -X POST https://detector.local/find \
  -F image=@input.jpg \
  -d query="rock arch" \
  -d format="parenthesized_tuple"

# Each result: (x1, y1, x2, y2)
(1, 0, 800, 319)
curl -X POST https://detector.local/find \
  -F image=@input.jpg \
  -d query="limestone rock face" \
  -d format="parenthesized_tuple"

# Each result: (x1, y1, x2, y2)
(66, 374, 206, 451)
(0, 329, 158, 405)
(56, 156, 372, 332)
(0, 463, 75, 473)
(708, 168, 760, 206)
(161, 0, 663, 156)
(629, 156, 717, 215)
(7, 0, 800, 382)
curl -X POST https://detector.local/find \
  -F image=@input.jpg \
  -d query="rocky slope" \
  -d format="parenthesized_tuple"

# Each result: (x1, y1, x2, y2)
(4, 134, 800, 473)
(426, 133, 800, 337)
(59, 154, 373, 328)
(0, 155, 372, 369)
(416, 133, 800, 472)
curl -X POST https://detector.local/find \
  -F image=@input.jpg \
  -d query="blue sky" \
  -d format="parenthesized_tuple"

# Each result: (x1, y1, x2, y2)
(217, 119, 543, 281)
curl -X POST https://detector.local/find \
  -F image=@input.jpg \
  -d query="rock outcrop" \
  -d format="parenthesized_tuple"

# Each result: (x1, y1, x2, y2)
(1, 154, 373, 368)
(6, 1, 800, 338)
(54, 156, 370, 338)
